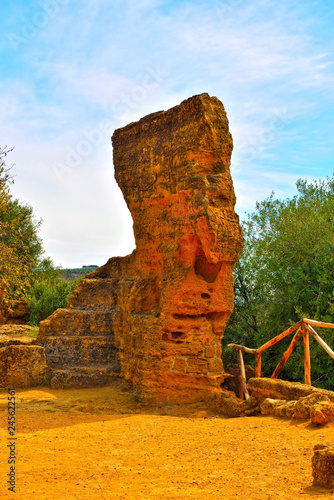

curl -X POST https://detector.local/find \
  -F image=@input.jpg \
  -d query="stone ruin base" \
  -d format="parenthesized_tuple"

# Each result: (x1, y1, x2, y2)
(247, 377, 334, 403)
(0, 345, 49, 388)
(312, 443, 334, 490)
(260, 393, 334, 425)
(248, 378, 334, 425)
(0, 326, 49, 389)
(212, 377, 334, 423)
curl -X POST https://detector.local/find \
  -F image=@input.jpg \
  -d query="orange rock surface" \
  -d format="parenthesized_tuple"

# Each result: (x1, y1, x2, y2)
(38, 93, 243, 403)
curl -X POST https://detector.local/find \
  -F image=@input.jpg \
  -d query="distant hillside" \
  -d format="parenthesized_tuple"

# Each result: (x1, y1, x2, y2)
(61, 265, 99, 280)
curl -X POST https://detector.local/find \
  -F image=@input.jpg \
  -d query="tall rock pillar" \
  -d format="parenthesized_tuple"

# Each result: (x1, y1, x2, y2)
(38, 93, 243, 403)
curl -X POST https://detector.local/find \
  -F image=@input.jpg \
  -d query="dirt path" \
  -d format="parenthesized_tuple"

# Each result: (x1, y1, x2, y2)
(0, 382, 333, 499)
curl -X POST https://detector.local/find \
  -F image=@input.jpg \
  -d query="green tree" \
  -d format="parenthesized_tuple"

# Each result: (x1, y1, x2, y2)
(0, 146, 43, 301)
(0, 146, 84, 324)
(28, 257, 82, 326)
(223, 176, 334, 389)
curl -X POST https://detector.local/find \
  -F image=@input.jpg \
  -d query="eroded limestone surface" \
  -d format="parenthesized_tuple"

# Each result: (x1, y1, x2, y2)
(312, 443, 334, 489)
(0, 345, 48, 388)
(247, 377, 334, 404)
(38, 93, 243, 403)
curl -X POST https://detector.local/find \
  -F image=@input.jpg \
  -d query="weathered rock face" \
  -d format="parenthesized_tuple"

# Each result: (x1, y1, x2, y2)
(0, 285, 29, 325)
(247, 377, 334, 404)
(0, 345, 49, 388)
(5, 301, 29, 324)
(0, 325, 49, 388)
(312, 443, 334, 489)
(38, 93, 243, 402)
(260, 394, 334, 425)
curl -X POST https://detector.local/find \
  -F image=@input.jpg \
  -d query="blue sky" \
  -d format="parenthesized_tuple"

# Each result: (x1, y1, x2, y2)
(1, 0, 333, 268)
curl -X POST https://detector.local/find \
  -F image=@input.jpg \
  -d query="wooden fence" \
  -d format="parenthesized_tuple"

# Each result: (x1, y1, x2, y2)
(228, 318, 334, 400)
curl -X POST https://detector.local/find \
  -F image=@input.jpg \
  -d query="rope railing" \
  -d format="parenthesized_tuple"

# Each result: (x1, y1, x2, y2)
(228, 318, 334, 400)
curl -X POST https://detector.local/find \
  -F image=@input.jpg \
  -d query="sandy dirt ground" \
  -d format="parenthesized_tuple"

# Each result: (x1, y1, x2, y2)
(0, 381, 333, 500)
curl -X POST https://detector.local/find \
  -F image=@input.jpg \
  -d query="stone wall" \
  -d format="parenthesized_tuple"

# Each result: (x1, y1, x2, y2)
(38, 93, 243, 402)
(0, 346, 49, 388)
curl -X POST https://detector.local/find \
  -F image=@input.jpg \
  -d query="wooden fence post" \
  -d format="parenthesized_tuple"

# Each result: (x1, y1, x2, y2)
(237, 349, 250, 400)
(255, 352, 261, 377)
(302, 321, 311, 385)
(305, 324, 334, 360)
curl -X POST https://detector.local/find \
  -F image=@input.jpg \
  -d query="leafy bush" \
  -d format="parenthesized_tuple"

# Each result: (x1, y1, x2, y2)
(28, 258, 82, 326)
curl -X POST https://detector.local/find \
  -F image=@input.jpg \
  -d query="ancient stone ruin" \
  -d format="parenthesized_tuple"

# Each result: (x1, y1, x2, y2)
(38, 93, 244, 403)
(0, 325, 49, 388)
(312, 443, 334, 489)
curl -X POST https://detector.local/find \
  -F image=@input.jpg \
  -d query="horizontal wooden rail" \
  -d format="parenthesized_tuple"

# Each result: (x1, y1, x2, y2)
(303, 318, 334, 330)
(227, 343, 257, 354)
